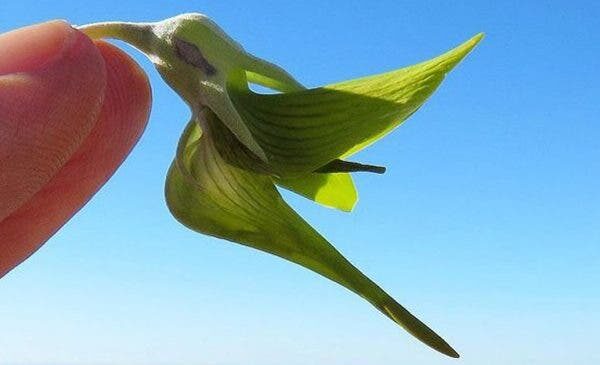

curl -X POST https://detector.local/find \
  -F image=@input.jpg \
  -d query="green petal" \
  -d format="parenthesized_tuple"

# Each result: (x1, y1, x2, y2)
(275, 159, 386, 212)
(202, 78, 269, 163)
(165, 111, 459, 358)
(275, 172, 358, 212)
(228, 33, 483, 177)
(198, 103, 359, 213)
(242, 53, 305, 93)
(239, 56, 361, 212)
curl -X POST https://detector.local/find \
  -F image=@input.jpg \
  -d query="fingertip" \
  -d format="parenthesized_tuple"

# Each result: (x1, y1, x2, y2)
(0, 20, 76, 74)
(94, 40, 152, 128)
(0, 21, 106, 221)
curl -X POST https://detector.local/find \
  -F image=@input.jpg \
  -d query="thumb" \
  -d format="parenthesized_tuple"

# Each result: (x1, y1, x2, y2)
(0, 21, 107, 221)
(0, 21, 108, 277)
(0, 20, 152, 278)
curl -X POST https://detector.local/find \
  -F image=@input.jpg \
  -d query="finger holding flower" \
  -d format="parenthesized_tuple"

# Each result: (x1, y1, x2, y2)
(0, 21, 151, 278)
(1, 14, 482, 358)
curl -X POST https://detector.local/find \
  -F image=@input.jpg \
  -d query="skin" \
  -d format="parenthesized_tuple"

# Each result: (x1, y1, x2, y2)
(0, 17, 477, 357)
(0, 21, 151, 278)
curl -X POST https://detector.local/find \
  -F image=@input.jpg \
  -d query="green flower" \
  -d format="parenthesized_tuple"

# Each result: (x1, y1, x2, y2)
(81, 13, 482, 357)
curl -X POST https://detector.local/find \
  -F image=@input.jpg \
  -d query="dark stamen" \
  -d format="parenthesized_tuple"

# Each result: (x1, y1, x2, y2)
(316, 159, 387, 174)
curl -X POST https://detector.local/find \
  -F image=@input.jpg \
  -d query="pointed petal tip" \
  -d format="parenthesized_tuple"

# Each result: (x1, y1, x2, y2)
(463, 32, 484, 55)
(381, 303, 460, 358)
(431, 32, 484, 73)
(459, 31, 484, 54)
(236, 132, 269, 163)
(469, 32, 485, 44)
(421, 333, 460, 358)
(449, 349, 461, 358)
(438, 340, 460, 358)
(459, 32, 485, 51)
(254, 145, 269, 163)
(433, 339, 461, 358)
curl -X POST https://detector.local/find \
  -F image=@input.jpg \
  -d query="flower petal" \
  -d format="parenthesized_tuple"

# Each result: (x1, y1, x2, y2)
(166, 110, 458, 358)
(228, 34, 483, 177)
(275, 172, 358, 212)
(0, 40, 151, 278)
(0, 21, 107, 221)
(236, 59, 361, 212)
(242, 53, 304, 93)
(79, 17, 361, 212)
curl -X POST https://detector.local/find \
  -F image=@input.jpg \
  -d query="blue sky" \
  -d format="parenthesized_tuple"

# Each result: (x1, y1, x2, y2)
(1, 1, 599, 364)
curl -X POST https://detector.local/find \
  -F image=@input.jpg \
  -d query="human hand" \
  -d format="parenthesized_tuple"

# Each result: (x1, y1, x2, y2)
(1, 15, 481, 357)
(0, 21, 151, 278)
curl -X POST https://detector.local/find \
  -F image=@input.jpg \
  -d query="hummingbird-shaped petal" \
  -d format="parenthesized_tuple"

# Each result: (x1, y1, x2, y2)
(167, 109, 460, 357)
(80, 14, 482, 358)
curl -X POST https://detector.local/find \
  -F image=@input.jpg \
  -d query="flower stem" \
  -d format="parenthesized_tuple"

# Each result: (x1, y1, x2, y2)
(78, 22, 155, 56)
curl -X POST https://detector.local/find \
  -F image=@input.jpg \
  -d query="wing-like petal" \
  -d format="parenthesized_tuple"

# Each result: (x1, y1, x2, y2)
(166, 111, 458, 357)
(240, 54, 361, 211)
(228, 34, 483, 177)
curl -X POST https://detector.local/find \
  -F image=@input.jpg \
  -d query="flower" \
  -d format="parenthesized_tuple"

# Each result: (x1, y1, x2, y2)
(0, 21, 151, 278)
(82, 14, 480, 357)
(2, 14, 481, 358)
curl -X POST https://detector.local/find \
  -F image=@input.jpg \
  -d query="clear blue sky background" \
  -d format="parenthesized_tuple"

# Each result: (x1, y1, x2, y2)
(1, 1, 598, 364)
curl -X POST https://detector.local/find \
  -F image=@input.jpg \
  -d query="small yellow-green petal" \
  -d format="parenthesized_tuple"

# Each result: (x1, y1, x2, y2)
(276, 172, 358, 212)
